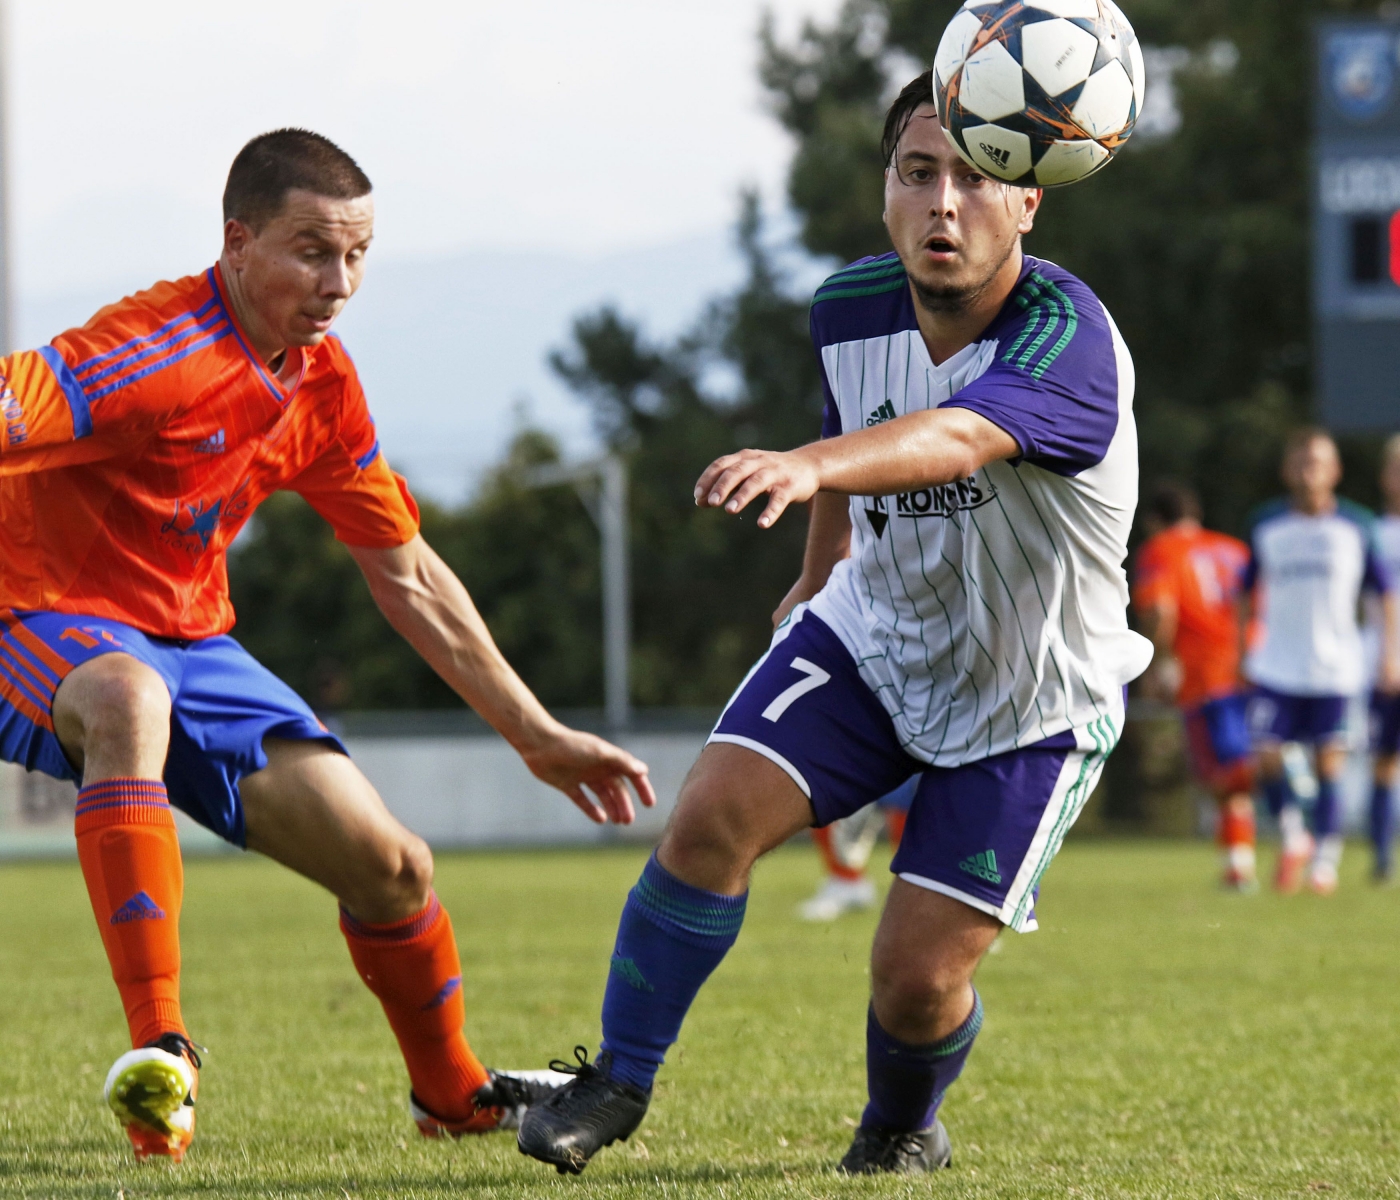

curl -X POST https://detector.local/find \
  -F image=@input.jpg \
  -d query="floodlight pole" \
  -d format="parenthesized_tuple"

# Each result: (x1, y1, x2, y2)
(524, 454, 631, 731)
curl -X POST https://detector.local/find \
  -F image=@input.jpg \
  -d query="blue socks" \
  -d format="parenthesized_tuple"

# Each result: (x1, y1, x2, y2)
(1262, 776, 1292, 819)
(1313, 778, 1341, 838)
(1371, 781, 1395, 873)
(600, 854, 747, 1092)
(862, 991, 984, 1132)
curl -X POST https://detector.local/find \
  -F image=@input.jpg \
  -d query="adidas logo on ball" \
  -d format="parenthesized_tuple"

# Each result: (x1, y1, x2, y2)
(934, 0, 1144, 187)
(980, 143, 1011, 169)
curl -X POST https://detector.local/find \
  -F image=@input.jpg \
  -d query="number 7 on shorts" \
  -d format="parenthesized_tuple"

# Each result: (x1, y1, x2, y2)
(762, 657, 831, 722)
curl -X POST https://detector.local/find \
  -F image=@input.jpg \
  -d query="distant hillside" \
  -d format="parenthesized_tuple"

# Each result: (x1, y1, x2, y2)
(18, 229, 747, 503)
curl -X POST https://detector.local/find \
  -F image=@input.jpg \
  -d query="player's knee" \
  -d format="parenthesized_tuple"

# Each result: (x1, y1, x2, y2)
(871, 949, 970, 1031)
(375, 831, 434, 912)
(63, 657, 171, 747)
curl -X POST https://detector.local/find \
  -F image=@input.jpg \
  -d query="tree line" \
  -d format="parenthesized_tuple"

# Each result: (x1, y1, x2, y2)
(230, 0, 1388, 713)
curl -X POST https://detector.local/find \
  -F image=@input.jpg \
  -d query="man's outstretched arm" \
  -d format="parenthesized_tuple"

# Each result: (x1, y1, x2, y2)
(694, 406, 1020, 529)
(348, 535, 656, 825)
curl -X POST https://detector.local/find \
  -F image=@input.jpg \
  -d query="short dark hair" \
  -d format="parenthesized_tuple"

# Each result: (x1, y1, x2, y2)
(882, 72, 936, 166)
(223, 129, 372, 230)
(1146, 480, 1201, 526)
(1283, 424, 1335, 459)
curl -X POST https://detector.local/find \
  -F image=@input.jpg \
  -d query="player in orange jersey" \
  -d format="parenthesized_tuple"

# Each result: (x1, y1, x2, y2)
(1134, 482, 1256, 890)
(0, 130, 655, 1162)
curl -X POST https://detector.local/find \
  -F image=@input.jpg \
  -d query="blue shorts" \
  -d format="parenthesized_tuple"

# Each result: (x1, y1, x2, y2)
(1371, 691, 1400, 756)
(1246, 686, 1349, 747)
(0, 610, 346, 845)
(709, 607, 1114, 933)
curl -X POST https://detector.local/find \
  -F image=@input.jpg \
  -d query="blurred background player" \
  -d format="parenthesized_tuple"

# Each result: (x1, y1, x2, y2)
(0, 130, 652, 1161)
(1133, 482, 1256, 890)
(1242, 428, 1397, 894)
(1365, 434, 1400, 880)
(800, 775, 915, 920)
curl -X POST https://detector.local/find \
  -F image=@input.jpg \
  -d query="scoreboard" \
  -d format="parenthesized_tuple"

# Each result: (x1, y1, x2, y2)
(1315, 19, 1400, 430)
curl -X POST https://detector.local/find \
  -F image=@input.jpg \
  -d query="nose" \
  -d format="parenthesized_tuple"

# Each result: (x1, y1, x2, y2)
(321, 256, 354, 300)
(927, 169, 959, 219)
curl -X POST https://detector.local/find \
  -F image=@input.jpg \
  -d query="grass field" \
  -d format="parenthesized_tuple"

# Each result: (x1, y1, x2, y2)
(2, 841, 1399, 1199)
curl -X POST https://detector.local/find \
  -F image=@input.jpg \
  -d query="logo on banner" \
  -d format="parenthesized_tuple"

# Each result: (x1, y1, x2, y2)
(1328, 32, 1396, 121)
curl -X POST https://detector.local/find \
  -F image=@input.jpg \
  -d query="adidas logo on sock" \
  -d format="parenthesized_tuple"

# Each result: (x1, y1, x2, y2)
(420, 975, 462, 1011)
(110, 890, 166, 924)
(865, 400, 896, 427)
(957, 850, 1002, 885)
(610, 954, 654, 993)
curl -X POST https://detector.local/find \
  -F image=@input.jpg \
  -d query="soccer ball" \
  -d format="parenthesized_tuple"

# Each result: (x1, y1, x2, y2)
(932, 0, 1144, 187)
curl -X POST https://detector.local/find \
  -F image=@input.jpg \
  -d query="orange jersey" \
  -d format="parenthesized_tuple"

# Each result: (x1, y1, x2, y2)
(0, 265, 419, 639)
(1133, 525, 1249, 707)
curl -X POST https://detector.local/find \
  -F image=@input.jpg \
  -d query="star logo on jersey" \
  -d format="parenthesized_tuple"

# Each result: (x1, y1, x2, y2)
(160, 478, 252, 556)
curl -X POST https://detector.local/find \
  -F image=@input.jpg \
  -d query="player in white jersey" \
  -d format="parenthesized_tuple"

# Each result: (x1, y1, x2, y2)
(519, 73, 1151, 1177)
(1365, 434, 1400, 879)
(1243, 428, 1398, 893)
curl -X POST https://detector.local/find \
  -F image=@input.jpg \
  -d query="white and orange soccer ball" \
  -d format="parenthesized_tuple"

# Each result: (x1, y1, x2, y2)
(933, 0, 1145, 187)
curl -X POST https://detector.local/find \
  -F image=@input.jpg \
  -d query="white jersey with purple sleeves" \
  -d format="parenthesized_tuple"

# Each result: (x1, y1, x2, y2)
(1364, 513, 1400, 684)
(804, 253, 1152, 767)
(1244, 501, 1389, 696)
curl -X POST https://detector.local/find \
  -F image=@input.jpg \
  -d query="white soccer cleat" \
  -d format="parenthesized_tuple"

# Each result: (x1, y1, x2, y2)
(103, 1037, 200, 1162)
(799, 877, 877, 921)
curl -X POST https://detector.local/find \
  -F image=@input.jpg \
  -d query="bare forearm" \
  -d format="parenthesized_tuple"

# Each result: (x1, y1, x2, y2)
(351, 540, 556, 750)
(793, 408, 1015, 497)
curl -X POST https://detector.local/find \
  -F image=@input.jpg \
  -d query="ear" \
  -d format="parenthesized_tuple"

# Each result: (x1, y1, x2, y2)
(222, 218, 255, 267)
(1017, 188, 1043, 236)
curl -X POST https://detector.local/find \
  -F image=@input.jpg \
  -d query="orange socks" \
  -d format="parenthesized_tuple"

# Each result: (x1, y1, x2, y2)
(74, 778, 186, 1048)
(810, 824, 864, 881)
(340, 893, 488, 1120)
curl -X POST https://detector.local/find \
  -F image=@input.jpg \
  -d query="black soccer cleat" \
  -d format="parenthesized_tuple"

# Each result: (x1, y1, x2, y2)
(838, 1120, 953, 1174)
(516, 1046, 651, 1174)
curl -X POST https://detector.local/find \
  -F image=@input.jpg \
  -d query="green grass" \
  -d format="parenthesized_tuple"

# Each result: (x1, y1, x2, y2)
(1, 842, 1399, 1198)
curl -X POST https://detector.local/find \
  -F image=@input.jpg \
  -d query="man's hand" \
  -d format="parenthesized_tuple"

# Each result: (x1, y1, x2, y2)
(695, 448, 821, 530)
(351, 536, 658, 826)
(519, 723, 658, 826)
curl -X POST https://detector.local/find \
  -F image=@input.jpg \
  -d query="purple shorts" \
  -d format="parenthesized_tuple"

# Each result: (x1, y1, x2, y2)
(1371, 691, 1400, 756)
(0, 610, 345, 846)
(709, 607, 1114, 933)
(1246, 686, 1349, 746)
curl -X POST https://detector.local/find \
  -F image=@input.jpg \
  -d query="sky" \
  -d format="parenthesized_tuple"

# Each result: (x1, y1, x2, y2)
(4, 0, 847, 497)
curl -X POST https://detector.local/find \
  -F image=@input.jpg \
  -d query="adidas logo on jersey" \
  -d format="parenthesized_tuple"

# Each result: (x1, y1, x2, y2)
(865, 400, 896, 426)
(193, 428, 226, 455)
(958, 850, 1002, 885)
(110, 890, 166, 924)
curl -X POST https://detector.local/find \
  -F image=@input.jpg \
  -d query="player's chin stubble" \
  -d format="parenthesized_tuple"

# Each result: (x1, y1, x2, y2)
(910, 237, 1018, 317)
